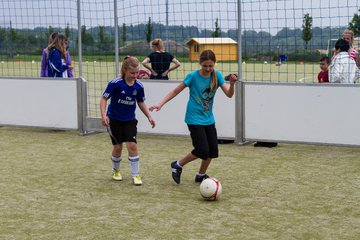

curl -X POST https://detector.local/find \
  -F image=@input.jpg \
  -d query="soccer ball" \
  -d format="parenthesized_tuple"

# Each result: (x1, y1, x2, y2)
(199, 178, 222, 201)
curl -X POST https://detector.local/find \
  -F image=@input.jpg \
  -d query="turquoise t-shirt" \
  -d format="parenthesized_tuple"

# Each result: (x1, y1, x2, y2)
(183, 70, 225, 125)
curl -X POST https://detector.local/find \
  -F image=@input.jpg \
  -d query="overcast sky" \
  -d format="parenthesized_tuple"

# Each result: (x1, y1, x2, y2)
(0, 0, 359, 35)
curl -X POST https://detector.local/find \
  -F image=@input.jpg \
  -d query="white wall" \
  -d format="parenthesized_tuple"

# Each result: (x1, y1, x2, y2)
(244, 83, 360, 146)
(136, 80, 235, 139)
(0, 78, 79, 129)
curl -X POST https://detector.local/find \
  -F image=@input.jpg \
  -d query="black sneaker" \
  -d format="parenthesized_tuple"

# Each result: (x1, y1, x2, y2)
(171, 161, 182, 184)
(195, 174, 209, 183)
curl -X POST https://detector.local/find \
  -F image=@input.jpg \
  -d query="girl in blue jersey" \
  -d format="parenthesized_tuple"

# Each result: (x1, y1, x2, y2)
(100, 57, 155, 185)
(150, 50, 237, 184)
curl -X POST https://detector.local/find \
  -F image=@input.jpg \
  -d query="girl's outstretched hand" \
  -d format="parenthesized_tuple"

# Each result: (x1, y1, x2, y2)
(149, 104, 162, 112)
(229, 73, 238, 84)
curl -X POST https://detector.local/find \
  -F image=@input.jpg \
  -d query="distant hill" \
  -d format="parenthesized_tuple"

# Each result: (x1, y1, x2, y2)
(0, 21, 350, 59)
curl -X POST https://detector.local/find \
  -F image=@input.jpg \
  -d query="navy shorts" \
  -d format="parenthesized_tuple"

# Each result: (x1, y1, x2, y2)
(108, 119, 138, 145)
(187, 124, 218, 160)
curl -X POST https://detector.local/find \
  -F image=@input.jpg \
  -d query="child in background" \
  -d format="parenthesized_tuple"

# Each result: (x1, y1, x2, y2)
(48, 34, 73, 78)
(318, 56, 330, 83)
(330, 39, 357, 84)
(100, 57, 155, 185)
(342, 29, 358, 61)
(41, 33, 73, 77)
(137, 69, 151, 79)
(149, 49, 237, 184)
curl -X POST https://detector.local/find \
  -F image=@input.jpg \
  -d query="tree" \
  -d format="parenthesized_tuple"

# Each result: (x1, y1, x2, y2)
(78, 25, 94, 50)
(302, 13, 313, 50)
(212, 18, 221, 37)
(0, 27, 6, 46)
(122, 23, 127, 46)
(99, 25, 105, 45)
(349, 9, 360, 35)
(146, 17, 153, 43)
(48, 25, 54, 37)
(65, 23, 71, 38)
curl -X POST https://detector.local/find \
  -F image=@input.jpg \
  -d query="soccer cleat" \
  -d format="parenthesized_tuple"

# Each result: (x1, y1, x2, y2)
(112, 170, 123, 181)
(195, 174, 209, 183)
(133, 175, 142, 185)
(171, 161, 182, 184)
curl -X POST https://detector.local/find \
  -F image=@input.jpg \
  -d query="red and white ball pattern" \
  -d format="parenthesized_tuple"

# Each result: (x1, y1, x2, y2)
(199, 177, 222, 201)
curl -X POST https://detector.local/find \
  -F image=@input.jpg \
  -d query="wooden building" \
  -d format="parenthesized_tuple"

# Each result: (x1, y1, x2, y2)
(185, 38, 238, 61)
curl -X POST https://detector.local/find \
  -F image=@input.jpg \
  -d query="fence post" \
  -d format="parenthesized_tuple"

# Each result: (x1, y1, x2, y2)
(114, 0, 119, 77)
(235, 0, 245, 144)
(77, 0, 82, 78)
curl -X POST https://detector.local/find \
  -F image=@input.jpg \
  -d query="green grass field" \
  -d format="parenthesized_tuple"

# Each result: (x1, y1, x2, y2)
(1, 127, 360, 239)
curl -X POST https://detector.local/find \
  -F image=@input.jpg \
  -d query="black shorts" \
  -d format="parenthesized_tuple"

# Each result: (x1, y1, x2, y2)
(187, 124, 218, 160)
(108, 119, 138, 145)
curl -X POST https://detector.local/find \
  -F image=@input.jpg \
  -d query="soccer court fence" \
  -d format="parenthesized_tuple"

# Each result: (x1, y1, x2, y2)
(0, 0, 360, 146)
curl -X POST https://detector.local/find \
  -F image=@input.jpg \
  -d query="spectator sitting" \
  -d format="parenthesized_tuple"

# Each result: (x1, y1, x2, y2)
(318, 56, 330, 83)
(330, 39, 358, 84)
(137, 69, 151, 79)
(342, 29, 358, 61)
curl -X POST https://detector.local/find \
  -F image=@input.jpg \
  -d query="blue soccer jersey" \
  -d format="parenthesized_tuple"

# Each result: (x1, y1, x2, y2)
(183, 70, 225, 125)
(103, 78, 145, 121)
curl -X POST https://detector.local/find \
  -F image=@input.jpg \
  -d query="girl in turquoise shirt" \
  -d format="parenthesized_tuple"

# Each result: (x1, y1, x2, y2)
(150, 49, 237, 184)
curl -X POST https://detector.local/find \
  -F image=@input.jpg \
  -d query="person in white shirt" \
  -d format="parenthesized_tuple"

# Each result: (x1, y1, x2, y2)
(330, 39, 358, 84)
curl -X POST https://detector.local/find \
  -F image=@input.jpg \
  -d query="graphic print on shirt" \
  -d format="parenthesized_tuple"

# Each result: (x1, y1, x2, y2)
(201, 87, 215, 110)
(118, 89, 135, 106)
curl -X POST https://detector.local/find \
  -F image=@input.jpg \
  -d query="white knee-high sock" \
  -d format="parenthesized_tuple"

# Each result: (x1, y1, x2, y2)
(111, 156, 122, 170)
(128, 156, 140, 176)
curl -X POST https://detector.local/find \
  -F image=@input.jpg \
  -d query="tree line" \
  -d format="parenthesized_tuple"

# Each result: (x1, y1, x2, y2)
(0, 10, 359, 60)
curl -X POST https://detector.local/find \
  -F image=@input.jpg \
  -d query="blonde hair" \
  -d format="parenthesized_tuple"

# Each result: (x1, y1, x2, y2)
(151, 38, 164, 51)
(342, 29, 355, 46)
(121, 56, 140, 79)
(199, 49, 218, 92)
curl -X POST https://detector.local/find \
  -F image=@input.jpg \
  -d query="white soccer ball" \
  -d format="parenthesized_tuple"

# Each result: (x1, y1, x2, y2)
(199, 177, 222, 201)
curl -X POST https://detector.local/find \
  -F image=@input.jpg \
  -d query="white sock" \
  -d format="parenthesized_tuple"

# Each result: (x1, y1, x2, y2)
(128, 156, 140, 176)
(111, 156, 122, 170)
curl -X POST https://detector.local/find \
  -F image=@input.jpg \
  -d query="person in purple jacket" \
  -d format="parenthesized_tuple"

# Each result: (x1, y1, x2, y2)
(48, 34, 73, 78)
(40, 33, 73, 77)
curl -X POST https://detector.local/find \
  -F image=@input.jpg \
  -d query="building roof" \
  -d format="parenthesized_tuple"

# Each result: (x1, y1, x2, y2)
(186, 37, 237, 45)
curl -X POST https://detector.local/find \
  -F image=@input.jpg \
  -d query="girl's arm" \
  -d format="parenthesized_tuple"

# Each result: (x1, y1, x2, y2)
(138, 102, 155, 128)
(142, 57, 157, 76)
(149, 82, 187, 111)
(162, 58, 181, 77)
(221, 74, 237, 98)
(40, 50, 47, 77)
(66, 51, 74, 78)
(100, 96, 109, 126)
